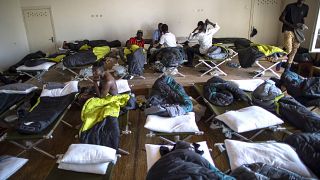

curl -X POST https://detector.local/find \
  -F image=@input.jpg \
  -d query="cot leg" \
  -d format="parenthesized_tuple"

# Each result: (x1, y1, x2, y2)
(118, 148, 130, 155)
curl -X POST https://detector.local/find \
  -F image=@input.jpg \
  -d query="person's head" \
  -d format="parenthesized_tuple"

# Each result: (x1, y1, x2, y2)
(161, 24, 169, 33)
(297, 0, 305, 6)
(197, 21, 206, 32)
(92, 61, 105, 78)
(158, 23, 163, 31)
(136, 30, 143, 40)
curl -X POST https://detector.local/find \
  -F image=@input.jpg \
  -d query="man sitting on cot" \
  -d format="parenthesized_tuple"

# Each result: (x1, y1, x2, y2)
(120, 30, 145, 61)
(92, 61, 118, 97)
(153, 24, 177, 48)
(185, 19, 220, 67)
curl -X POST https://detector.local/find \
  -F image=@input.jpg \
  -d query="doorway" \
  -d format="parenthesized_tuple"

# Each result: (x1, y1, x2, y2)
(22, 7, 56, 54)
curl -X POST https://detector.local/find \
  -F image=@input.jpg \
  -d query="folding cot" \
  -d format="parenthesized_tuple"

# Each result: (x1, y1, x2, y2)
(3, 81, 79, 159)
(144, 75, 202, 144)
(195, 45, 238, 77)
(252, 57, 287, 78)
(16, 62, 57, 83)
(0, 83, 39, 119)
(214, 139, 317, 178)
(193, 83, 289, 141)
(144, 112, 204, 144)
(46, 143, 118, 180)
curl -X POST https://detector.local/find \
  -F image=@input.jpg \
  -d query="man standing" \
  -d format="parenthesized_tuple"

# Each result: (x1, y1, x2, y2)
(279, 0, 309, 70)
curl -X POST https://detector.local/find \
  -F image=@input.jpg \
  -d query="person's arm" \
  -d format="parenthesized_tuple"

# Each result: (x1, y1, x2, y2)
(93, 80, 101, 97)
(205, 19, 216, 28)
(188, 26, 200, 40)
(153, 35, 164, 47)
(100, 82, 111, 97)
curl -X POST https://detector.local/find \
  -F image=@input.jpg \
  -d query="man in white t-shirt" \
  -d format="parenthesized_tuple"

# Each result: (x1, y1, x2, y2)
(185, 19, 220, 66)
(153, 24, 177, 48)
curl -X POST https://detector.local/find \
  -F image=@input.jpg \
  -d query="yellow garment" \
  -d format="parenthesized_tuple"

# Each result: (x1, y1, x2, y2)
(253, 44, 287, 57)
(93, 46, 111, 60)
(79, 44, 91, 51)
(124, 44, 141, 57)
(80, 94, 130, 132)
(48, 54, 66, 63)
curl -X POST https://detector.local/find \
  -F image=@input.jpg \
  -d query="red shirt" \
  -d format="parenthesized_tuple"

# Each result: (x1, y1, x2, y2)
(129, 37, 145, 48)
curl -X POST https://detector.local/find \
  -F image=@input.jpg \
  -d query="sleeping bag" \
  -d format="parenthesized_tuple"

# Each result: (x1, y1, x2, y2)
(230, 163, 313, 180)
(203, 77, 251, 106)
(63, 46, 110, 68)
(9, 51, 46, 72)
(153, 47, 186, 67)
(145, 75, 192, 117)
(146, 141, 234, 180)
(280, 70, 320, 107)
(127, 48, 145, 76)
(285, 133, 320, 177)
(80, 94, 136, 150)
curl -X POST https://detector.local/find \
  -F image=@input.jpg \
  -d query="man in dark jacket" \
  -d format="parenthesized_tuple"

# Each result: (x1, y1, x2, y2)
(279, 0, 309, 70)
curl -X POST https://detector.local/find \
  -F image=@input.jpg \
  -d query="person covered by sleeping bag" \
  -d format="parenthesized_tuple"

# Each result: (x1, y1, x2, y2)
(92, 61, 118, 97)
(119, 30, 145, 61)
(186, 19, 220, 67)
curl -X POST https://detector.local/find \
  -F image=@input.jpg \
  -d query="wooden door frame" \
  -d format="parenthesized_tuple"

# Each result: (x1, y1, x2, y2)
(22, 6, 57, 52)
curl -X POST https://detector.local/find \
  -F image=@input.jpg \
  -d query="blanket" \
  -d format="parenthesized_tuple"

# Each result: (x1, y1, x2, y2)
(145, 75, 192, 117)
(203, 77, 251, 106)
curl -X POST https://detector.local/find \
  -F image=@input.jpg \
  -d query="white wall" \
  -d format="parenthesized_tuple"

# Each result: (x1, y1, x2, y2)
(0, 0, 29, 71)
(280, 0, 320, 48)
(20, 0, 252, 45)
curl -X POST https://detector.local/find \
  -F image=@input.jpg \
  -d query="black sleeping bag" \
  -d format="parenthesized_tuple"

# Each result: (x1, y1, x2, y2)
(24, 58, 51, 67)
(284, 133, 320, 177)
(63, 51, 97, 68)
(127, 48, 145, 76)
(9, 51, 46, 73)
(278, 96, 320, 132)
(80, 116, 120, 150)
(146, 141, 232, 180)
(17, 93, 76, 134)
(238, 46, 264, 68)
(88, 40, 121, 48)
(0, 93, 26, 115)
(66, 40, 89, 51)
(280, 70, 320, 107)
(203, 77, 251, 106)
(156, 47, 186, 67)
(230, 163, 313, 180)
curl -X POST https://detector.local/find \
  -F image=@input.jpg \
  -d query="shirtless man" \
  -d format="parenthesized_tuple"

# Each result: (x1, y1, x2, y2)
(92, 61, 118, 97)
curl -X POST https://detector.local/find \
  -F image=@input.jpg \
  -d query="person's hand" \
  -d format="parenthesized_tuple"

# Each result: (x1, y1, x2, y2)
(205, 19, 209, 23)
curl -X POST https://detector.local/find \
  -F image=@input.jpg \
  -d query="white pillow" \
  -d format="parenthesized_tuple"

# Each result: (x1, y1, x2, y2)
(225, 139, 316, 178)
(60, 144, 116, 164)
(116, 79, 131, 94)
(16, 62, 56, 71)
(215, 106, 283, 133)
(0, 156, 28, 180)
(0, 83, 38, 94)
(231, 79, 264, 92)
(58, 162, 110, 175)
(40, 81, 78, 97)
(144, 112, 199, 133)
(145, 141, 214, 171)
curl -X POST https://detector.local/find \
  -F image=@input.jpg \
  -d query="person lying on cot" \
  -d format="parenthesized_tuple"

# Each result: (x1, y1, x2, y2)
(185, 19, 220, 66)
(92, 61, 118, 97)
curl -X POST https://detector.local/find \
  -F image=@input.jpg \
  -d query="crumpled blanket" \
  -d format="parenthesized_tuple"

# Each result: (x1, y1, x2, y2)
(146, 75, 192, 117)
(203, 77, 251, 106)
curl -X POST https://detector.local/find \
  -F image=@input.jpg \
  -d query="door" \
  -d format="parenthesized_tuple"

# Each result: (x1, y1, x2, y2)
(23, 8, 56, 54)
(250, 0, 283, 45)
